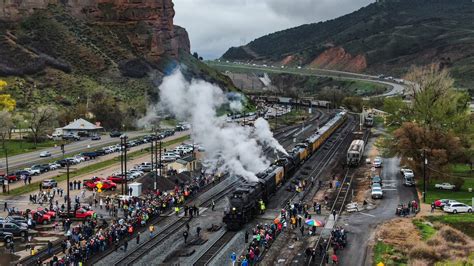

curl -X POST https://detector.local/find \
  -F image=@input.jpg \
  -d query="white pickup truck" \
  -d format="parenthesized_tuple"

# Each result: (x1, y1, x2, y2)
(435, 183, 455, 190)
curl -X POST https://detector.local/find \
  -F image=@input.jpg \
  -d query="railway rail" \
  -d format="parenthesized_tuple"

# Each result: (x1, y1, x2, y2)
(193, 231, 238, 266)
(113, 180, 240, 265)
(17, 111, 330, 265)
(307, 169, 356, 266)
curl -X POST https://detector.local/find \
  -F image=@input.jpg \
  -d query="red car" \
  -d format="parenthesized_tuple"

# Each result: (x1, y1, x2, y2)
(84, 180, 117, 191)
(107, 175, 126, 184)
(30, 211, 51, 225)
(37, 207, 56, 219)
(75, 208, 95, 219)
(0, 173, 18, 183)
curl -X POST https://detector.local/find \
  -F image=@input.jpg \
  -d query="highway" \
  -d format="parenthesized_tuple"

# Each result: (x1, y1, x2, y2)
(207, 61, 406, 98)
(0, 131, 148, 171)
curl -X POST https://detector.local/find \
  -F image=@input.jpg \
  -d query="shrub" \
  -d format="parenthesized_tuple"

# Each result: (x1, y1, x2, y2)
(409, 243, 438, 262)
(438, 226, 468, 245)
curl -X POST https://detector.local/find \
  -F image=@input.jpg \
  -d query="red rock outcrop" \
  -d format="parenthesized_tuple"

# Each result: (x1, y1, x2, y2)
(0, 0, 190, 62)
(310, 47, 367, 73)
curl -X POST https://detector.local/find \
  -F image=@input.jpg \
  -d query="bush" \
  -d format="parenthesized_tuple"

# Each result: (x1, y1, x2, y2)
(438, 226, 468, 245)
(409, 243, 438, 262)
(450, 176, 465, 191)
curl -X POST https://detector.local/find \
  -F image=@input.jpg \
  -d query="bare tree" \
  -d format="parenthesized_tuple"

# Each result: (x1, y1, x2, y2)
(25, 106, 57, 146)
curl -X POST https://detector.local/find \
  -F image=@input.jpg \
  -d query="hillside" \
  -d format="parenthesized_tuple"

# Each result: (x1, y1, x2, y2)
(0, 0, 237, 129)
(222, 0, 474, 90)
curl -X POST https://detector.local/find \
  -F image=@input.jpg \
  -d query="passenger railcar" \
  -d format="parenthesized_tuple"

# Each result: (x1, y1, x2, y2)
(347, 139, 365, 166)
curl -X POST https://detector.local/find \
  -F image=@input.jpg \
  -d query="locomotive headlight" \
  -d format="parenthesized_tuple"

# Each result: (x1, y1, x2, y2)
(232, 207, 236, 211)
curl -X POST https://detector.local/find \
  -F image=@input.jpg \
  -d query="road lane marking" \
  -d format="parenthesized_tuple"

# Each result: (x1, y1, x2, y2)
(359, 212, 375, 217)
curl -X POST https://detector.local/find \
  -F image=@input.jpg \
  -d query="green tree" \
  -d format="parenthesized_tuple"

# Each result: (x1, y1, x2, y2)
(392, 65, 471, 180)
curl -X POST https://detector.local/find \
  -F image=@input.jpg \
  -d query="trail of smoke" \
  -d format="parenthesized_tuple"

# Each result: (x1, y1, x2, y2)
(155, 69, 286, 182)
(253, 117, 288, 155)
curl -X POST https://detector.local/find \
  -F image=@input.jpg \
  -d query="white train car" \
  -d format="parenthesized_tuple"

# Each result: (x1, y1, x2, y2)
(347, 139, 365, 166)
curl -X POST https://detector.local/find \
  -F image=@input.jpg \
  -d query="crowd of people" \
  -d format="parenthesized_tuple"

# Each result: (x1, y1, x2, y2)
(29, 172, 214, 265)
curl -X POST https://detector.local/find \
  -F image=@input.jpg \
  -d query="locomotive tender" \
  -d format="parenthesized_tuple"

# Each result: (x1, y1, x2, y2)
(223, 111, 347, 230)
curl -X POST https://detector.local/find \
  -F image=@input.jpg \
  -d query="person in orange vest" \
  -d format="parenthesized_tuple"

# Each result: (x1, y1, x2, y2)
(128, 225, 133, 237)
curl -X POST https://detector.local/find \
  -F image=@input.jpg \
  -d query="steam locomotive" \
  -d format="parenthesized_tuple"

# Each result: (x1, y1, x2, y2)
(223, 111, 347, 230)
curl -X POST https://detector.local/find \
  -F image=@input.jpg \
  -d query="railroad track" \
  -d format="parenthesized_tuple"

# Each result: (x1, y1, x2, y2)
(282, 115, 356, 207)
(307, 168, 356, 266)
(113, 180, 241, 265)
(116, 216, 190, 265)
(193, 231, 238, 266)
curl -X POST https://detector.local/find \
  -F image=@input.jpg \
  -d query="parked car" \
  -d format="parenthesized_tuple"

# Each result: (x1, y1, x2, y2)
(5, 216, 28, 228)
(403, 176, 415, 186)
(371, 175, 383, 185)
(59, 208, 95, 220)
(48, 163, 61, 170)
(32, 164, 50, 173)
(91, 135, 101, 141)
(401, 168, 414, 178)
(84, 180, 117, 191)
(14, 170, 31, 178)
(373, 157, 382, 168)
(82, 152, 98, 160)
(443, 202, 472, 214)
(0, 231, 13, 243)
(39, 151, 51, 157)
(109, 131, 122, 138)
(0, 173, 18, 183)
(434, 199, 459, 209)
(0, 222, 28, 237)
(30, 211, 51, 225)
(24, 168, 40, 176)
(42, 179, 58, 189)
(94, 150, 106, 156)
(435, 183, 456, 190)
(36, 208, 57, 220)
(107, 175, 125, 184)
(371, 187, 383, 199)
(63, 134, 80, 141)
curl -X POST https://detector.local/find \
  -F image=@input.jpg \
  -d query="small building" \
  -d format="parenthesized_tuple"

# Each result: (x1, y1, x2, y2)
(62, 118, 103, 137)
(168, 156, 197, 173)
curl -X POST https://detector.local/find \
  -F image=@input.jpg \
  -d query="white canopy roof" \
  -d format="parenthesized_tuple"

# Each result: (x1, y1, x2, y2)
(62, 118, 102, 130)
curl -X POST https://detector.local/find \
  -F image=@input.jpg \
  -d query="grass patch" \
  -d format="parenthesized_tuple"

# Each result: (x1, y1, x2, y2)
(0, 140, 59, 158)
(413, 219, 437, 240)
(451, 163, 472, 175)
(276, 108, 311, 127)
(373, 241, 408, 266)
(426, 214, 474, 238)
(421, 177, 474, 205)
(2, 135, 190, 196)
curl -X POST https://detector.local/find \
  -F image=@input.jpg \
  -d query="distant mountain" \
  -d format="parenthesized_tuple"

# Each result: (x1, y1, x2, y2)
(222, 0, 474, 90)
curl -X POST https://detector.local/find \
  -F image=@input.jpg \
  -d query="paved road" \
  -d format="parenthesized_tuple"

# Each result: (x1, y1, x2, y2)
(207, 62, 406, 98)
(339, 153, 417, 265)
(0, 131, 149, 171)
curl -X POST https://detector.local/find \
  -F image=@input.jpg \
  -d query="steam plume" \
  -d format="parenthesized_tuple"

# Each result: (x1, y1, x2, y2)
(157, 69, 285, 181)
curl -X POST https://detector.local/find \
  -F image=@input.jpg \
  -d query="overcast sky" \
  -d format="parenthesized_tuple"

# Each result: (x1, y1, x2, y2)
(174, 0, 374, 59)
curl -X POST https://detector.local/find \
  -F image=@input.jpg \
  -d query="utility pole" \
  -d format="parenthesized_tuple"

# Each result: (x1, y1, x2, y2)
(423, 149, 427, 203)
(124, 135, 128, 195)
(159, 141, 162, 179)
(151, 137, 155, 190)
(155, 139, 162, 190)
(120, 137, 124, 195)
(66, 161, 71, 213)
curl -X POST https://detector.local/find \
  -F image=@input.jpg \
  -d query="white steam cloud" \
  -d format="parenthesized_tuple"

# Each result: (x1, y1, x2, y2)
(158, 69, 286, 182)
(254, 118, 288, 155)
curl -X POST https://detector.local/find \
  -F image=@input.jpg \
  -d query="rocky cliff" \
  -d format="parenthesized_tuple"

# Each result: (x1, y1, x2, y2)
(0, 0, 237, 129)
(0, 0, 189, 65)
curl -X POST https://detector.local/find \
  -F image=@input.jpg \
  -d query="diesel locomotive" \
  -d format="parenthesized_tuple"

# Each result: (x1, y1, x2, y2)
(223, 111, 347, 230)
